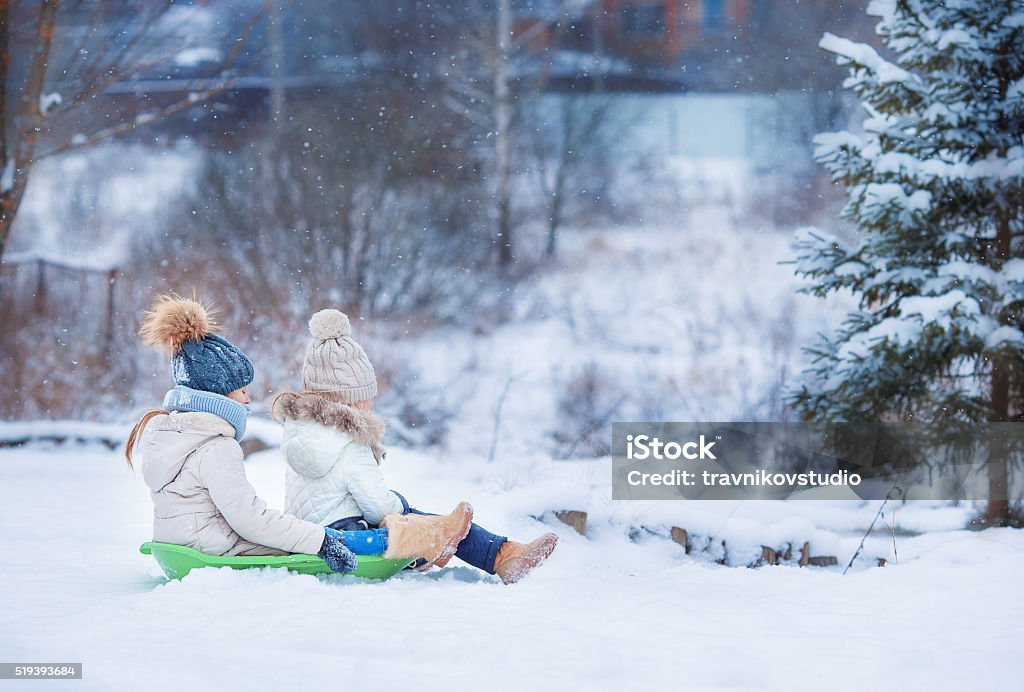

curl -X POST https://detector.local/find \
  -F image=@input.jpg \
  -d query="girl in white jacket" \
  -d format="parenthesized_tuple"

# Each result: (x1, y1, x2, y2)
(275, 309, 558, 585)
(126, 295, 471, 572)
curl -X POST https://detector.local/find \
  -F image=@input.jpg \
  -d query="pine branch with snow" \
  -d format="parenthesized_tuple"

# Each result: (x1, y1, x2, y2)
(791, 0, 1024, 525)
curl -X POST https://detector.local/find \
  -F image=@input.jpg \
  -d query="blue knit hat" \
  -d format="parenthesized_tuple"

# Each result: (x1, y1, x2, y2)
(140, 294, 255, 396)
(173, 333, 254, 395)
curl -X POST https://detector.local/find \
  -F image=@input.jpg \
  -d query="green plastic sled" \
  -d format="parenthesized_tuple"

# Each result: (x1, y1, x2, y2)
(140, 542, 413, 581)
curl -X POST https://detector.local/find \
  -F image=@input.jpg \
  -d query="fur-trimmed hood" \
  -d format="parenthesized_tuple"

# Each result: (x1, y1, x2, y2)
(272, 391, 387, 462)
(275, 392, 404, 525)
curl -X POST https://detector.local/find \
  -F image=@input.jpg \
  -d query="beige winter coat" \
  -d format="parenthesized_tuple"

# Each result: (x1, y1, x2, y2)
(139, 411, 325, 556)
(272, 392, 404, 527)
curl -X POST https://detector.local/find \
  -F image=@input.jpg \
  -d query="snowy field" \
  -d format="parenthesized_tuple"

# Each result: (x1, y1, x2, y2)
(3, 158, 1021, 690)
(2, 442, 1022, 692)
(5, 0, 1022, 687)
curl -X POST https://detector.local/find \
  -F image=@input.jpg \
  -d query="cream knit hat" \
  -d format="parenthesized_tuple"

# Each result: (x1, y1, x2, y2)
(301, 309, 378, 404)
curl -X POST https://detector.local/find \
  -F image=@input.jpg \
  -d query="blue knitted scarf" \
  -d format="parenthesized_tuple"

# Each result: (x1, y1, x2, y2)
(162, 385, 251, 441)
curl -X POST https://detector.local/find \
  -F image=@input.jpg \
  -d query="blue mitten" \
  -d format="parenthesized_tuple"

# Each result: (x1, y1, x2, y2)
(317, 528, 358, 573)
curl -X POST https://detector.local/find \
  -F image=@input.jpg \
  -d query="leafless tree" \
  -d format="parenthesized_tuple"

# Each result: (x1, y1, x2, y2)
(0, 0, 273, 265)
(152, 95, 490, 324)
(521, 92, 620, 259)
(436, 0, 575, 269)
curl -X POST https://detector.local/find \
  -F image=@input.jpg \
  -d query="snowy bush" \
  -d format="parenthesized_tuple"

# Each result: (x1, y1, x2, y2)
(552, 361, 625, 458)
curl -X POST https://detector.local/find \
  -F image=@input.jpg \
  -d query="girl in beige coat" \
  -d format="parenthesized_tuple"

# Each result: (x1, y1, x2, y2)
(126, 295, 471, 572)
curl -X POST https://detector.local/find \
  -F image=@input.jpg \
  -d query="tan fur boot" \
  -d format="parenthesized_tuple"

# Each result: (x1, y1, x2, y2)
(380, 502, 473, 565)
(493, 533, 559, 585)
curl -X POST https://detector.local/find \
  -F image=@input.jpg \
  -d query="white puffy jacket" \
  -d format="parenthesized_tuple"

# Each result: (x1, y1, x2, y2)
(273, 392, 403, 527)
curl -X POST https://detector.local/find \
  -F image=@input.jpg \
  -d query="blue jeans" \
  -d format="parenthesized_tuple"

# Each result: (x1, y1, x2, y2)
(393, 491, 507, 574)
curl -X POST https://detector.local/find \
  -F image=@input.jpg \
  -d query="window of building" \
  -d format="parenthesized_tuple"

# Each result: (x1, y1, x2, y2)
(620, 3, 665, 35)
(751, 0, 772, 29)
(703, 0, 726, 31)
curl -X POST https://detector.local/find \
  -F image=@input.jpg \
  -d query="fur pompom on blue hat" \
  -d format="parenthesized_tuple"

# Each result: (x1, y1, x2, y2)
(139, 294, 254, 396)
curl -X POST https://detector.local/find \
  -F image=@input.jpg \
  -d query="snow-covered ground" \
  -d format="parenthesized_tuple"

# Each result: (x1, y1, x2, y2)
(4, 156, 1021, 690)
(2, 442, 1021, 692)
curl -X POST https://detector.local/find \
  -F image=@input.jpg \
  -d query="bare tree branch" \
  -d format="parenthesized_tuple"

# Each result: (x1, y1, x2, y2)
(0, 0, 9, 173)
(36, 82, 231, 160)
(0, 0, 278, 265)
(50, 0, 175, 118)
(0, 0, 57, 261)
(488, 370, 529, 463)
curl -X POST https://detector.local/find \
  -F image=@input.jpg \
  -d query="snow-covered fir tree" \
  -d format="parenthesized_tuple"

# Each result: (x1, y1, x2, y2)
(791, 0, 1024, 525)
